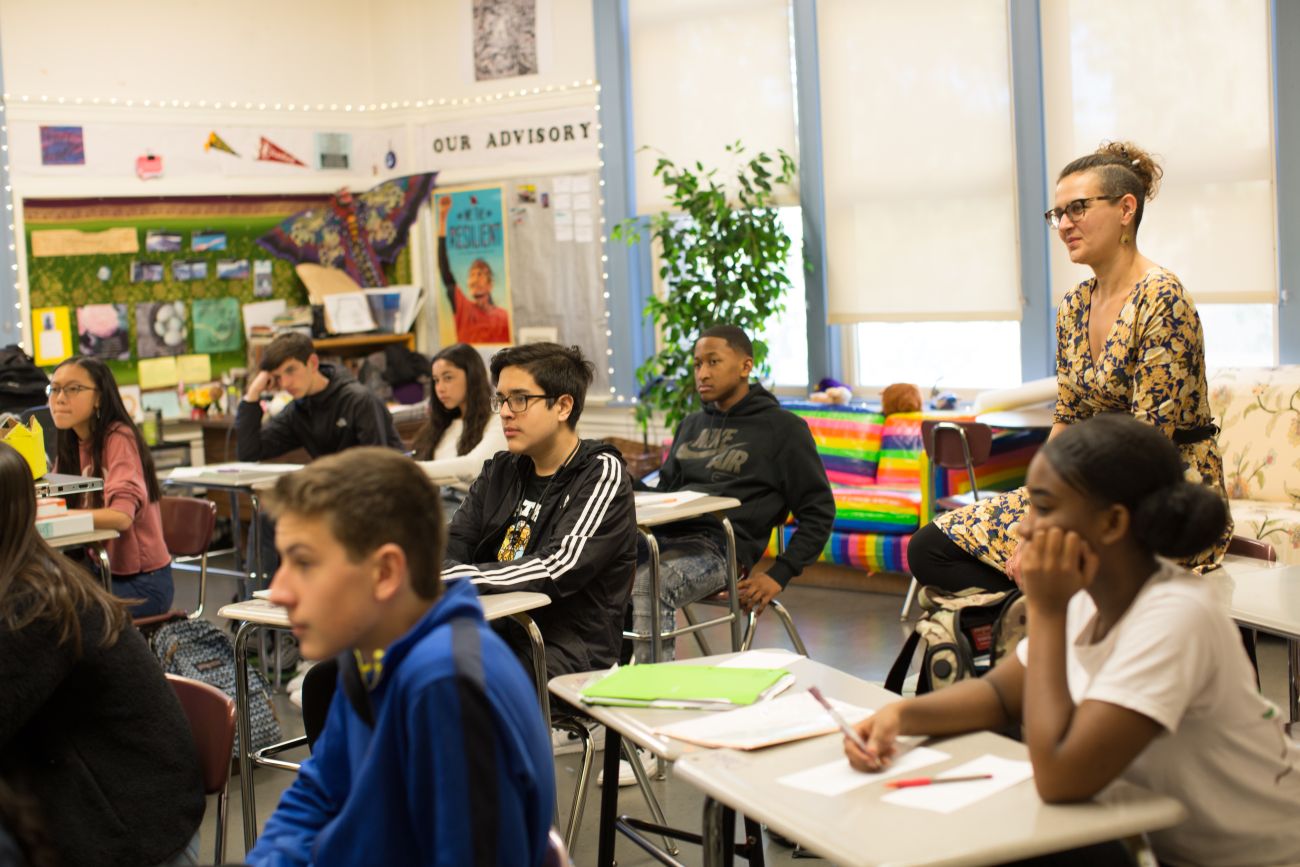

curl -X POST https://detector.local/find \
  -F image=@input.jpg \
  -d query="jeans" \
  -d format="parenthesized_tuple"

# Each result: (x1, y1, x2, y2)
(154, 831, 201, 866)
(631, 531, 728, 663)
(112, 563, 174, 617)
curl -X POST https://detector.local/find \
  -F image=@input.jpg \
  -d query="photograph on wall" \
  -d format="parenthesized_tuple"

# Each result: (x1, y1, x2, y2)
(76, 303, 130, 360)
(171, 261, 193, 282)
(144, 230, 182, 252)
(135, 301, 188, 358)
(472, 0, 538, 81)
(192, 297, 242, 354)
(191, 230, 227, 252)
(31, 306, 73, 366)
(39, 126, 85, 166)
(189, 260, 209, 280)
(130, 260, 164, 283)
(217, 258, 250, 280)
(434, 186, 513, 345)
(315, 133, 352, 170)
(253, 259, 273, 297)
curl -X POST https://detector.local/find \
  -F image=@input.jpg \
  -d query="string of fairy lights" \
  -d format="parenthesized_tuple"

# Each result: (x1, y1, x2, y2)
(2, 79, 635, 404)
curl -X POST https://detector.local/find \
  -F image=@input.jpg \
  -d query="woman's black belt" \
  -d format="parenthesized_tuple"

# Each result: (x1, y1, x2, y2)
(1171, 423, 1219, 445)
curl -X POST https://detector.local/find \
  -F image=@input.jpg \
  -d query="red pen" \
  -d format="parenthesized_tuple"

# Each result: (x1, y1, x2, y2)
(885, 774, 994, 789)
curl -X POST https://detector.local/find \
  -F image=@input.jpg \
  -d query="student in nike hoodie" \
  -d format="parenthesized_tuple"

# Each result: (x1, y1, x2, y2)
(442, 342, 637, 678)
(248, 448, 554, 867)
(631, 325, 835, 662)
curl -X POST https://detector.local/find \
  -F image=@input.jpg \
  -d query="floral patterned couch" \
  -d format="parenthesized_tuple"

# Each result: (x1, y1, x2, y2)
(1209, 366, 1300, 564)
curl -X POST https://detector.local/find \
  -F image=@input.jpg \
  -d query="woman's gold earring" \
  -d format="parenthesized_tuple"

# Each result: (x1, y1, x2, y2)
(1121, 232, 1131, 245)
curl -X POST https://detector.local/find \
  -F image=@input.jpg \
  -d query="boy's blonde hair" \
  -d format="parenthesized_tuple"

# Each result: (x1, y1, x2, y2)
(264, 448, 445, 599)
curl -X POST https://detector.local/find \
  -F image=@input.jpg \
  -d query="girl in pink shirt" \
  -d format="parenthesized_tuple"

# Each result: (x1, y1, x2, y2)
(49, 357, 172, 616)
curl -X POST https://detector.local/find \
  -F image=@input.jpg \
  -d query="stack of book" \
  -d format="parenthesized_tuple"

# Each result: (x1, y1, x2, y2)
(35, 497, 93, 539)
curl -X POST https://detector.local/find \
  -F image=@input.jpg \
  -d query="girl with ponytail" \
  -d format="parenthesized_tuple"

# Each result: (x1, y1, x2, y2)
(845, 415, 1300, 867)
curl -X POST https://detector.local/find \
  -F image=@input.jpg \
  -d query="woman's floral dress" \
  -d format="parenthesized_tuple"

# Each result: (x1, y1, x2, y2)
(936, 267, 1232, 573)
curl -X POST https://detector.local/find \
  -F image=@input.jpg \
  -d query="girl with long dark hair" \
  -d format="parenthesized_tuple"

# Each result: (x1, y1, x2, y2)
(412, 343, 505, 498)
(48, 356, 173, 615)
(0, 441, 203, 867)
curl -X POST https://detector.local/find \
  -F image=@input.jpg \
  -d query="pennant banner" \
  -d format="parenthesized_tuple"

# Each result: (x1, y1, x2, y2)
(204, 131, 238, 157)
(257, 136, 306, 167)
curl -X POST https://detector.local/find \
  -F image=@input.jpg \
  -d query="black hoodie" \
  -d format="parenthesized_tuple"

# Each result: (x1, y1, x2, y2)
(442, 439, 637, 676)
(235, 363, 403, 461)
(656, 384, 835, 587)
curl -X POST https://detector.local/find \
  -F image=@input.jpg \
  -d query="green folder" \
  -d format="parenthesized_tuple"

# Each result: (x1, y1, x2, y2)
(579, 664, 793, 709)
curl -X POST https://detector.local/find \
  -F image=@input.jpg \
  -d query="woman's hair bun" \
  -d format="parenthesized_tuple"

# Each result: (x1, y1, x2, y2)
(1132, 480, 1226, 558)
(1097, 140, 1163, 201)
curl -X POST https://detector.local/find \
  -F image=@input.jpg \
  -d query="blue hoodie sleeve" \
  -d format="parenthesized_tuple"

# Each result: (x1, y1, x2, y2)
(246, 692, 352, 867)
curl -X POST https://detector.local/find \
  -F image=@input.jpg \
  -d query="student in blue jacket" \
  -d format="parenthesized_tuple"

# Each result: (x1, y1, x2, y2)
(247, 447, 555, 867)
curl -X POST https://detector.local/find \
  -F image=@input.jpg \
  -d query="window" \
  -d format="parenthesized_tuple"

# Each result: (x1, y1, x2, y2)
(854, 320, 1022, 392)
(759, 207, 809, 387)
(1200, 304, 1275, 370)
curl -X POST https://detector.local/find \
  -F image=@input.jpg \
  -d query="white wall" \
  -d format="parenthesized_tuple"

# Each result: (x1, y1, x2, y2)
(0, 0, 595, 107)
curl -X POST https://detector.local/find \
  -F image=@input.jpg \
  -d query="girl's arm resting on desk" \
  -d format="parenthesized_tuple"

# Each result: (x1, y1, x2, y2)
(92, 425, 147, 532)
(845, 657, 1025, 772)
(89, 507, 132, 532)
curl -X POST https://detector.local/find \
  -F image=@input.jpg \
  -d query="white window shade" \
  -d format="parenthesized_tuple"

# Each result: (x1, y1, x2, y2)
(1041, 0, 1275, 305)
(818, 0, 1020, 323)
(628, 0, 798, 216)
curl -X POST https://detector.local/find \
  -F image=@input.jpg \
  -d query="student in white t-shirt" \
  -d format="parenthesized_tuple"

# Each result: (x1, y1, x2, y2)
(846, 413, 1300, 867)
(412, 343, 507, 502)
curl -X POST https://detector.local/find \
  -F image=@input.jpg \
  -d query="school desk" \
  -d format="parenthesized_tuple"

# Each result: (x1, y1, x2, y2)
(549, 653, 1185, 867)
(974, 406, 1055, 430)
(632, 494, 743, 662)
(48, 528, 118, 590)
(1219, 561, 1300, 721)
(219, 589, 551, 855)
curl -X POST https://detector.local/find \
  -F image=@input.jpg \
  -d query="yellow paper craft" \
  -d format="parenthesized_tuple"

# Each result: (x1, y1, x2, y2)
(177, 353, 212, 383)
(31, 306, 73, 366)
(138, 356, 179, 389)
(1, 414, 48, 479)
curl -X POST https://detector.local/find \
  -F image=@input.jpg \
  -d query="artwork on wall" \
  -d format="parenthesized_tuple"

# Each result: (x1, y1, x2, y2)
(434, 185, 513, 345)
(204, 131, 239, 157)
(257, 136, 306, 167)
(472, 0, 539, 81)
(31, 306, 73, 366)
(39, 126, 85, 166)
(135, 301, 188, 358)
(315, 133, 352, 170)
(191, 230, 227, 252)
(76, 303, 130, 360)
(144, 230, 182, 252)
(217, 258, 250, 280)
(192, 298, 242, 354)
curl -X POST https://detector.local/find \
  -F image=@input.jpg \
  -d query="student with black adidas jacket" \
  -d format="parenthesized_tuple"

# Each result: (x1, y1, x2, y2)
(631, 325, 835, 662)
(442, 342, 637, 678)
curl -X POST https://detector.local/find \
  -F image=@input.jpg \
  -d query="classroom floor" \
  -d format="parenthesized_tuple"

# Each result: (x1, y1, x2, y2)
(181, 560, 1295, 866)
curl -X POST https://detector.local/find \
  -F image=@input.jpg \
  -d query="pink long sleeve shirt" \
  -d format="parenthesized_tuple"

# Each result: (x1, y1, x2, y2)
(75, 423, 170, 576)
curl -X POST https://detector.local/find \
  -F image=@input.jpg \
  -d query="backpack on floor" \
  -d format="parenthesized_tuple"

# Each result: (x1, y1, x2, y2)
(884, 586, 1027, 695)
(153, 618, 282, 756)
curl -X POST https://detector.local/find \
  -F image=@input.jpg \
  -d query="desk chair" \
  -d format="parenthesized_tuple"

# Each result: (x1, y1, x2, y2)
(167, 673, 237, 864)
(133, 496, 218, 635)
(901, 421, 995, 620)
(684, 525, 809, 657)
(542, 828, 572, 867)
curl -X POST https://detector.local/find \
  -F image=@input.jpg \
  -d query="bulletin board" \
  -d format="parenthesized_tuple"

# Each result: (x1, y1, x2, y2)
(22, 194, 412, 386)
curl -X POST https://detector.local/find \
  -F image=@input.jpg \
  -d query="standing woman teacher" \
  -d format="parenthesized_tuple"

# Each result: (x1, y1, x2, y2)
(908, 141, 1232, 592)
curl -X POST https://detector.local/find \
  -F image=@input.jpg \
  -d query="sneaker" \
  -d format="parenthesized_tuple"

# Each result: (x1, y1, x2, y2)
(598, 748, 657, 788)
(552, 724, 605, 755)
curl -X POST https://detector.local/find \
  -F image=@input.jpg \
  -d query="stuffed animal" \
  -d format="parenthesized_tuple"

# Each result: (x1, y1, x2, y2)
(809, 377, 853, 404)
(881, 382, 923, 415)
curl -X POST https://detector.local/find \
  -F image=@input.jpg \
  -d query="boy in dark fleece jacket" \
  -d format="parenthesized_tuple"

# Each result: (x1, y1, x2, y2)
(442, 342, 637, 678)
(632, 325, 834, 662)
(249, 448, 553, 867)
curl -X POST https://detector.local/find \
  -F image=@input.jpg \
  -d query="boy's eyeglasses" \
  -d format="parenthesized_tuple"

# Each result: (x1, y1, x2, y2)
(490, 393, 554, 413)
(1043, 196, 1118, 229)
(47, 384, 97, 398)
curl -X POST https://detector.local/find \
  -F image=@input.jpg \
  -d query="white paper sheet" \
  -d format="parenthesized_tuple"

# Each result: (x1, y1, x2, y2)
(364, 285, 421, 334)
(323, 292, 377, 334)
(718, 650, 806, 670)
(777, 746, 951, 797)
(881, 754, 1034, 814)
(653, 691, 872, 750)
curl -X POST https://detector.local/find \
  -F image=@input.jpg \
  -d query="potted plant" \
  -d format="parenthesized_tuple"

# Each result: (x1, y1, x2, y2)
(613, 141, 798, 434)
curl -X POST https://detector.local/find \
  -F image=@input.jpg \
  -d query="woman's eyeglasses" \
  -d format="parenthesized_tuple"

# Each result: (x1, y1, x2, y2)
(47, 384, 97, 398)
(1044, 196, 1119, 229)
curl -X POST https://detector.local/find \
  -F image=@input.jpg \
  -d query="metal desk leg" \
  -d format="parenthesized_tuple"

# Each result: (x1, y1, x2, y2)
(228, 490, 245, 580)
(88, 542, 112, 592)
(509, 612, 551, 726)
(719, 517, 741, 652)
(640, 527, 664, 663)
(234, 621, 258, 854)
(1289, 639, 1300, 722)
(249, 491, 265, 589)
(597, 728, 623, 867)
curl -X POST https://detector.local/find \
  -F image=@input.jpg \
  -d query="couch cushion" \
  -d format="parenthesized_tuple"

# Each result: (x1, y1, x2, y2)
(772, 525, 911, 573)
(1209, 367, 1300, 503)
(876, 412, 926, 488)
(787, 403, 885, 486)
(830, 486, 922, 534)
(1229, 499, 1300, 566)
